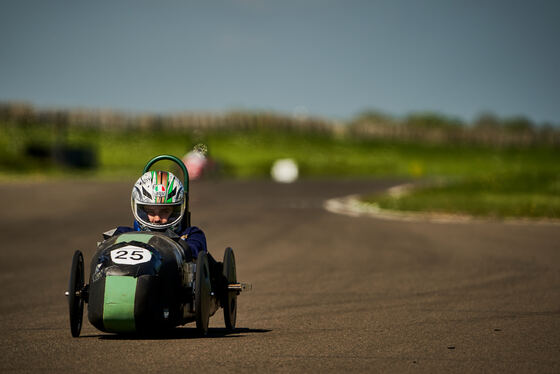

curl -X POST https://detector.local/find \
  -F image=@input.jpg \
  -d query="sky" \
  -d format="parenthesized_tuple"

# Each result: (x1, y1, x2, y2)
(1, 0, 559, 124)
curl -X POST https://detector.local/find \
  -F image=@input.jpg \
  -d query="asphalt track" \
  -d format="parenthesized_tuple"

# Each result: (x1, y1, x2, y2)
(1, 179, 559, 373)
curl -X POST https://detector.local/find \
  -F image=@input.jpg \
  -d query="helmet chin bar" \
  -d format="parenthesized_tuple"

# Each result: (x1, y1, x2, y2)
(140, 221, 178, 231)
(138, 222, 181, 233)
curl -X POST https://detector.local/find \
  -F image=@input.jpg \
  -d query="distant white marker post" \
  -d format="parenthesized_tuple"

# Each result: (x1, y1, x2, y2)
(271, 158, 299, 183)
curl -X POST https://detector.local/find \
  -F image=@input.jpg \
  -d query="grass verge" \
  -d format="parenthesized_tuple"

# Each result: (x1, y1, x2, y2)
(362, 172, 560, 219)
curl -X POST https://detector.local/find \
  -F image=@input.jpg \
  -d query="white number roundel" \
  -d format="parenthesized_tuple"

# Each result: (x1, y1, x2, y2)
(110, 246, 152, 265)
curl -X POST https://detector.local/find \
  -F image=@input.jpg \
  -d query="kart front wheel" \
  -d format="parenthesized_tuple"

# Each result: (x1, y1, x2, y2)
(68, 250, 85, 338)
(195, 252, 211, 336)
(222, 247, 237, 331)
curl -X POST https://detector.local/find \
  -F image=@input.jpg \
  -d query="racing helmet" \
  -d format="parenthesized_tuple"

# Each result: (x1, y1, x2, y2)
(131, 171, 186, 233)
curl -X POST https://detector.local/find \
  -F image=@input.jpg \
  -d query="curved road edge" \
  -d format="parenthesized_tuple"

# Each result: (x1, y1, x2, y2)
(324, 184, 560, 226)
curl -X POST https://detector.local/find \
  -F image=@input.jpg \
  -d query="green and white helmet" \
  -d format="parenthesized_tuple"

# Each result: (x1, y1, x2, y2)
(131, 171, 185, 232)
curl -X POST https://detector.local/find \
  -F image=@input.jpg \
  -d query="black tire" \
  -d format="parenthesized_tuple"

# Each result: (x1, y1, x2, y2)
(68, 250, 85, 338)
(222, 247, 237, 331)
(195, 252, 211, 336)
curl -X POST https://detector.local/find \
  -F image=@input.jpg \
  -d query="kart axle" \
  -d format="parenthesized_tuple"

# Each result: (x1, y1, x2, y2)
(227, 283, 252, 292)
(64, 285, 89, 302)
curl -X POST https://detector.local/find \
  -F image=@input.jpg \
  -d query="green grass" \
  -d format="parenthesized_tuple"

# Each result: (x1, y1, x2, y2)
(363, 172, 560, 219)
(1, 123, 559, 179)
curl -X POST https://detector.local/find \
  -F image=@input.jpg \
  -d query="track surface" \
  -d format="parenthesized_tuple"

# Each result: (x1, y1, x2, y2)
(1, 179, 559, 373)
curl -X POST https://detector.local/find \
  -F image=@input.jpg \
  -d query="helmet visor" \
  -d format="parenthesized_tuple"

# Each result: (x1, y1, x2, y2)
(135, 203, 183, 229)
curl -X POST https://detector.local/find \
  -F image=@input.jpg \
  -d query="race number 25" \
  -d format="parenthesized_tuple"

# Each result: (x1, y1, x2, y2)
(110, 246, 152, 265)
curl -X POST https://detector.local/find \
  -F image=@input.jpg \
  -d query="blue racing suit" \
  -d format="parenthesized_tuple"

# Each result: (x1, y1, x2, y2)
(113, 222, 208, 259)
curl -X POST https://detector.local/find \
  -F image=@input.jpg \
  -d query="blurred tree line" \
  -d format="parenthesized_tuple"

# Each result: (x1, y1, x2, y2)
(2, 102, 558, 147)
(348, 110, 560, 147)
(1, 102, 559, 174)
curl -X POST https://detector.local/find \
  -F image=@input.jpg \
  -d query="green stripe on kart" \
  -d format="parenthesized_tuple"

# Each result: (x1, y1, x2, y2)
(103, 276, 137, 332)
(116, 233, 152, 244)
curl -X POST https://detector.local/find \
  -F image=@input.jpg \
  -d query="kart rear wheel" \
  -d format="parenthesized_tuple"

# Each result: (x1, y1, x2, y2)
(195, 252, 211, 336)
(222, 247, 237, 331)
(68, 250, 85, 338)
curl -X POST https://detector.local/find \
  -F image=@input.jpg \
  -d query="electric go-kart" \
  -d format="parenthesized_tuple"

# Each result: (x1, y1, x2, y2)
(65, 155, 249, 337)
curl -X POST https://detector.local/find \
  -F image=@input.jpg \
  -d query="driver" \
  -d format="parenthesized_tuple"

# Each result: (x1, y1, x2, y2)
(113, 170, 207, 259)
